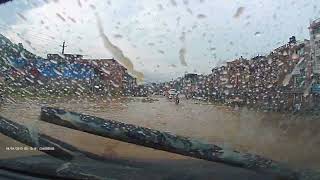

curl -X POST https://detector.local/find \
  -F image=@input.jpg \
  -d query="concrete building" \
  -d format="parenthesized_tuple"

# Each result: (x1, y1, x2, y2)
(44, 54, 130, 95)
(182, 73, 198, 98)
(211, 66, 229, 102)
(309, 18, 320, 107)
(123, 72, 137, 96)
(309, 18, 320, 76)
(81, 58, 128, 95)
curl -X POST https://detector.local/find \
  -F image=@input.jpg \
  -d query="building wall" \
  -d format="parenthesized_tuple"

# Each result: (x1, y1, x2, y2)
(82, 59, 128, 95)
(310, 18, 320, 74)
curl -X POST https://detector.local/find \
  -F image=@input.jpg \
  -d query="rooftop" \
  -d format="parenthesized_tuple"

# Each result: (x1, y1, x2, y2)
(309, 18, 320, 29)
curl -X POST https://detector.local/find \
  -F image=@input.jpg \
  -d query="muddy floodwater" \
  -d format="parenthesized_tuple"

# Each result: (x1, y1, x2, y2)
(1, 95, 320, 171)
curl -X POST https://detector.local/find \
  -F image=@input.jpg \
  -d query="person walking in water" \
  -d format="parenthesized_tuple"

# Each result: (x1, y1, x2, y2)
(175, 93, 180, 105)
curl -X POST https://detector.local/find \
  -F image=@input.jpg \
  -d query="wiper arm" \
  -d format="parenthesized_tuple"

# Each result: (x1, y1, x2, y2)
(0, 167, 66, 180)
(0, 116, 110, 180)
(0, 116, 74, 161)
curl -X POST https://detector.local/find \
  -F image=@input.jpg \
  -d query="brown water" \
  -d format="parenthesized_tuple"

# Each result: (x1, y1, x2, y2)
(0, 96, 319, 171)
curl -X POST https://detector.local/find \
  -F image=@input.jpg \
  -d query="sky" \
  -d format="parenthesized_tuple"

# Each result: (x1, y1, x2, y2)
(0, 0, 320, 83)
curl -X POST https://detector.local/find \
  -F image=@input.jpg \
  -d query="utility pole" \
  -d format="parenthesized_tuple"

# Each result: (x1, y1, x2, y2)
(60, 41, 67, 55)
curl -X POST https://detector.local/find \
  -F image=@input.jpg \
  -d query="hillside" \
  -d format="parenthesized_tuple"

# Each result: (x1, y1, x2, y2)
(0, 34, 37, 69)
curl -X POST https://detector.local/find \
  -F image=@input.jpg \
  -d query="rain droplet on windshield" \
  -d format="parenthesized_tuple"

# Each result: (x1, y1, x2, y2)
(90, 4, 96, 10)
(158, 4, 164, 11)
(233, 7, 245, 18)
(254, 31, 262, 36)
(77, 0, 82, 7)
(113, 34, 123, 39)
(158, 50, 165, 54)
(170, 0, 177, 6)
(197, 14, 207, 19)
(17, 13, 28, 21)
(56, 13, 66, 21)
(187, 8, 193, 15)
(68, 16, 77, 23)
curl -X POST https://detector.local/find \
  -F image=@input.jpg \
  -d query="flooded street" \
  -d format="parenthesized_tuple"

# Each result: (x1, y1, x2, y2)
(1, 96, 320, 171)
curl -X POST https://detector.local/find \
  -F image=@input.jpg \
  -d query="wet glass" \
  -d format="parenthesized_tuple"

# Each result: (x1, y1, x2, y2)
(0, 0, 320, 179)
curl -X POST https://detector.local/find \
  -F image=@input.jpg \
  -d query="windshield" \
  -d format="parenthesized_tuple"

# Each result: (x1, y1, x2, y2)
(0, 0, 320, 179)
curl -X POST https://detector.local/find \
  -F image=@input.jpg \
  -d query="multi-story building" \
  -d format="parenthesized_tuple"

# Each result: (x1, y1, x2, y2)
(211, 65, 229, 101)
(123, 72, 137, 96)
(309, 18, 320, 107)
(208, 36, 311, 110)
(310, 18, 320, 76)
(182, 73, 198, 98)
(31, 54, 129, 95)
(225, 57, 250, 102)
(82, 58, 128, 94)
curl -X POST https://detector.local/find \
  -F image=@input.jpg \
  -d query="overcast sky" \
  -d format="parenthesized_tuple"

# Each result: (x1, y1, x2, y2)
(0, 0, 320, 82)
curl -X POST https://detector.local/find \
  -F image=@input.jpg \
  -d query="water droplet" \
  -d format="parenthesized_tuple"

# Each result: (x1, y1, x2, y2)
(68, 16, 77, 23)
(56, 13, 66, 21)
(89, 4, 96, 10)
(254, 31, 262, 36)
(197, 14, 207, 19)
(113, 34, 123, 39)
(233, 7, 245, 18)
(158, 50, 165, 54)
(187, 8, 193, 15)
(77, 0, 82, 7)
(158, 4, 164, 11)
(170, 0, 177, 6)
(17, 13, 27, 21)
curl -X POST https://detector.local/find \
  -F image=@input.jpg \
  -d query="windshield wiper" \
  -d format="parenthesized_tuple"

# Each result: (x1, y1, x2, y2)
(39, 106, 320, 180)
(0, 116, 110, 179)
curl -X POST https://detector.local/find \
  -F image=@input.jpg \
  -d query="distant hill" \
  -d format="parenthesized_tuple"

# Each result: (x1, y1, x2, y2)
(0, 33, 37, 68)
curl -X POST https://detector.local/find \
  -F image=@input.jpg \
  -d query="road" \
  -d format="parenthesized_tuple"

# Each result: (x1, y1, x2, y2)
(0, 95, 319, 178)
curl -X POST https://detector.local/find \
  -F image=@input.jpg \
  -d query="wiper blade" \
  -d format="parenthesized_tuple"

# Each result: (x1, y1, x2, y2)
(0, 116, 111, 179)
(40, 106, 320, 180)
(0, 115, 74, 161)
(0, 155, 113, 180)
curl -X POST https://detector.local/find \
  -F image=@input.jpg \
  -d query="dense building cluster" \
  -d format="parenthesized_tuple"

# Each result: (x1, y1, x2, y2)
(162, 18, 320, 111)
(0, 37, 139, 97)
